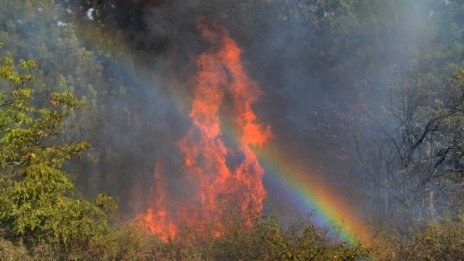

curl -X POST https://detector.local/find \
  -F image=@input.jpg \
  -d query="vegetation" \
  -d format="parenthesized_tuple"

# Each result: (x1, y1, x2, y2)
(0, 47, 116, 258)
(0, 48, 367, 260)
(0, 0, 463, 260)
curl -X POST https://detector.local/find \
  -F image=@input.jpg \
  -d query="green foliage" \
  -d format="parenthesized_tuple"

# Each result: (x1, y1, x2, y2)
(400, 217, 464, 261)
(0, 0, 106, 171)
(197, 216, 367, 261)
(85, 225, 162, 261)
(369, 216, 464, 261)
(0, 54, 114, 255)
(79, 216, 367, 261)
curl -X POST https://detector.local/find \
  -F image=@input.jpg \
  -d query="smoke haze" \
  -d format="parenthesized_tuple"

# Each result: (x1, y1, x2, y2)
(51, 0, 464, 228)
(74, 1, 452, 221)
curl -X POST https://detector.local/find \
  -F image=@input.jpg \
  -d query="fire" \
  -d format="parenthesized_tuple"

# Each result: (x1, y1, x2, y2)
(141, 21, 271, 241)
(140, 164, 176, 241)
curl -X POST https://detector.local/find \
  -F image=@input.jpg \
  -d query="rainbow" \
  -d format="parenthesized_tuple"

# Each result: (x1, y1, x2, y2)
(259, 145, 371, 244)
(77, 20, 370, 245)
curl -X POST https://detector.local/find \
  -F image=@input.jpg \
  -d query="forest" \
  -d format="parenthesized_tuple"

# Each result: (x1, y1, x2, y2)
(0, 0, 463, 260)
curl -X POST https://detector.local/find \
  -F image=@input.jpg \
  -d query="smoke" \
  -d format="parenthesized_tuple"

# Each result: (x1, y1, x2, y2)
(62, 0, 460, 227)
(81, 1, 420, 215)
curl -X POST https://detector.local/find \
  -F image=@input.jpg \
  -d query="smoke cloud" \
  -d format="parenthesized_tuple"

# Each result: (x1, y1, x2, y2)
(66, 0, 457, 227)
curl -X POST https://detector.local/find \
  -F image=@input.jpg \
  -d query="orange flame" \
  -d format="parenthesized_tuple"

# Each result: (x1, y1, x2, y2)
(140, 164, 176, 241)
(141, 21, 271, 241)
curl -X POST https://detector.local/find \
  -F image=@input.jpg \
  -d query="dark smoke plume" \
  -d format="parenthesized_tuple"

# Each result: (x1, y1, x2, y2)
(71, 0, 456, 226)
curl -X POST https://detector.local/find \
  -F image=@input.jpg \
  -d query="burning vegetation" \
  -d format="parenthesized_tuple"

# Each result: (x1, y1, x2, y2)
(0, 0, 464, 260)
(141, 21, 271, 241)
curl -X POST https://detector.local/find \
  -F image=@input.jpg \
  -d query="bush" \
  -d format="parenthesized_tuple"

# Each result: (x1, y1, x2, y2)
(128, 216, 367, 261)
(400, 217, 464, 261)
(0, 238, 31, 261)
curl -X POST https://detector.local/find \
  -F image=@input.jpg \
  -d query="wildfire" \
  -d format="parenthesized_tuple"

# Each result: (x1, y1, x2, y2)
(141, 164, 176, 241)
(141, 21, 271, 241)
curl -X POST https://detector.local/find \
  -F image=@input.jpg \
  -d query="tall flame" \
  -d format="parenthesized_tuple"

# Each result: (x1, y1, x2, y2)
(141, 21, 271, 240)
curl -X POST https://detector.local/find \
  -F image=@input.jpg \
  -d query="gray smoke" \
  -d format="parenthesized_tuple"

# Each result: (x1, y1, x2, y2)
(66, 0, 460, 226)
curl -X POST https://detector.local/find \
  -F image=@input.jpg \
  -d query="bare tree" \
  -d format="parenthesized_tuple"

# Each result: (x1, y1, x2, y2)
(348, 68, 464, 227)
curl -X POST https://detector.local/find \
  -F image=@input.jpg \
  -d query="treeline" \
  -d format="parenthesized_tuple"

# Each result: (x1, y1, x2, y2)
(1, 0, 464, 260)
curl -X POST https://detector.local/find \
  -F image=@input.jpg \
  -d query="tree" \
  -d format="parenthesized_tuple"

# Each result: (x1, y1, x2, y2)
(0, 48, 115, 255)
